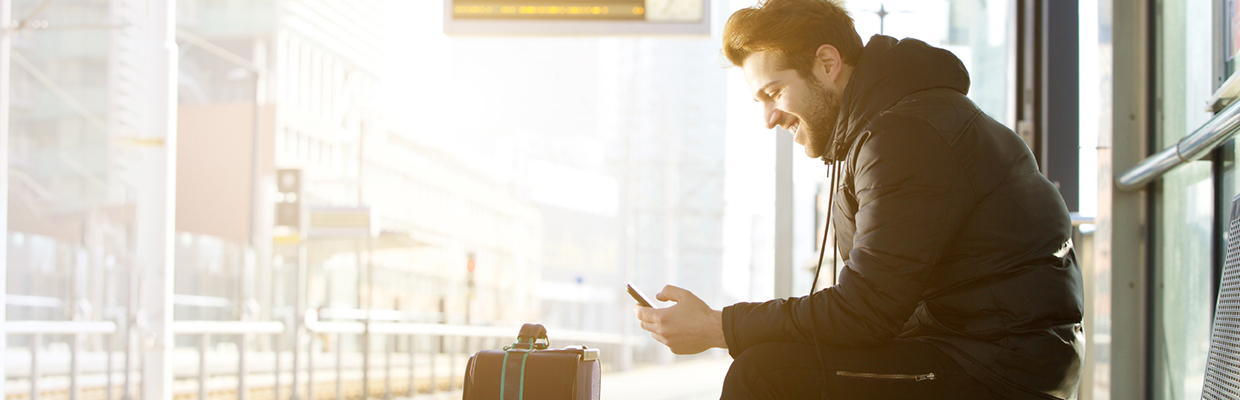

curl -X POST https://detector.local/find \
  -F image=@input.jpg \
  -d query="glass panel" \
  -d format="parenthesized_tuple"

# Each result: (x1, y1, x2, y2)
(1154, 164, 1214, 400)
(847, 0, 1016, 127)
(1152, 0, 1221, 398)
(1080, 0, 1111, 398)
(797, 0, 1017, 298)
(1228, 0, 1239, 76)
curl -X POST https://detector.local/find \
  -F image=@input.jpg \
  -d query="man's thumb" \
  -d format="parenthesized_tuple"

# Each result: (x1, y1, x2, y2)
(657, 285, 688, 302)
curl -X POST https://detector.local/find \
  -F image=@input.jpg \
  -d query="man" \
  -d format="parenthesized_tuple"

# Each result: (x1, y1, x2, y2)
(633, 0, 1085, 399)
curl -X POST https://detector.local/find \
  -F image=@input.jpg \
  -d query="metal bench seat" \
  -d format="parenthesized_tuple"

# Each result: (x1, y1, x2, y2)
(1201, 196, 1240, 399)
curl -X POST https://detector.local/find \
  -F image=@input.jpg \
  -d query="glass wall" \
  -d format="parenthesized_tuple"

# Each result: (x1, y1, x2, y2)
(798, 0, 1017, 291)
(1152, 0, 1224, 398)
(845, 0, 1015, 127)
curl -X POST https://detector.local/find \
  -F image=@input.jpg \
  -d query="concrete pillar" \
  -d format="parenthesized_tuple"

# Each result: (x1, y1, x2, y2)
(774, 129, 794, 298)
(0, 0, 11, 397)
(136, 0, 177, 398)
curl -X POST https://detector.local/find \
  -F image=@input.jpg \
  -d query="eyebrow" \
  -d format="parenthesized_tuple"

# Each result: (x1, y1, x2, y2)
(752, 80, 782, 102)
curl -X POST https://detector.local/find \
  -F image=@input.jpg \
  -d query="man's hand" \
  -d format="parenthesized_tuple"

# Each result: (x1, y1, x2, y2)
(632, 285, 726, 355)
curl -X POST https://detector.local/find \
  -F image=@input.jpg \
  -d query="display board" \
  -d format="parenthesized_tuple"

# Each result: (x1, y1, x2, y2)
(444, 0, 709, 35)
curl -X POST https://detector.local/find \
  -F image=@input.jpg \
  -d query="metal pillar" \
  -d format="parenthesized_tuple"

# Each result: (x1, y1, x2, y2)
(138, 0, 177, 398)
(1015, 0, 1043, 168)
(659, 110, 679, 366)
(0, 0, 11, 396)
(1045, 0, 1080, 211)
(618, 62, 637, 371)
(360, 245, 370, 398)
(292, 240, 307, 399)
(774, 129, 794, 298)
(1105, 0, 1151, 398)
(1016, 0, 1081, 210)
(242, 36, 267, 400)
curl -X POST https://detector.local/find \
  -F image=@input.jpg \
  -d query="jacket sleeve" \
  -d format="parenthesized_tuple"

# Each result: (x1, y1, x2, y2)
(723, 116, 976, 357)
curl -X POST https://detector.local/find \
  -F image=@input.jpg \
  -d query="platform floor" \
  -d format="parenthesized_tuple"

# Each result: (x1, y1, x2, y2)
(601, 357, 732, 400)
(399, 356, 733, 400)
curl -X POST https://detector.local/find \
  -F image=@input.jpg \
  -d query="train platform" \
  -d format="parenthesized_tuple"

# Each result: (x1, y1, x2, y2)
(402, 356, 732, 400)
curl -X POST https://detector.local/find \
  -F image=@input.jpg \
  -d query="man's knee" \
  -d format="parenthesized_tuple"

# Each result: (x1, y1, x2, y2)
(722, 343, 822, 400)
(727, 343, 800, 383)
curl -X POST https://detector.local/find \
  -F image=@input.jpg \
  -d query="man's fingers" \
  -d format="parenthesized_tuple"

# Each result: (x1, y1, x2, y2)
(633, 304, 651, 321)
(634, 305, 661, 323)
(657, 284, 689, 302)
(636, 307, 663, 334)
(651, 332, 668, 346)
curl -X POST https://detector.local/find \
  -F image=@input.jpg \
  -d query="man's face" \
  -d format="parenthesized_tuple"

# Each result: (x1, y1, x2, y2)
(743, 51, 842, 159)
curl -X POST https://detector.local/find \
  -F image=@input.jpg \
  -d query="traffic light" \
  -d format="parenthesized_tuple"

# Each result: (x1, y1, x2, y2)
(467, 253, 476, 289)
(275, 168, 302, 228)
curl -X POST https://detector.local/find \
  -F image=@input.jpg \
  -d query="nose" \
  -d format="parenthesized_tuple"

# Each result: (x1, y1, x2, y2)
(764, 103, 784, 130)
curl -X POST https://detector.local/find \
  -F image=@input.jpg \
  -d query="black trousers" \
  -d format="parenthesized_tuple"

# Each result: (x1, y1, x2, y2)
(720, 340, 998, 400)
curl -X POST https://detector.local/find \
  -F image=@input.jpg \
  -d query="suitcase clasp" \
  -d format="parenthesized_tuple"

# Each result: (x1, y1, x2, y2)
(564, 345, 600, 361)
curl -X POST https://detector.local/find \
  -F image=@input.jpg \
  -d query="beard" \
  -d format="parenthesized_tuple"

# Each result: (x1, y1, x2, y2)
(799, 81, 842, 159)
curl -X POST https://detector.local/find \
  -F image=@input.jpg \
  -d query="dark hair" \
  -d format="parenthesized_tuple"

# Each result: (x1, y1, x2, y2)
(722, 0, 863, 79)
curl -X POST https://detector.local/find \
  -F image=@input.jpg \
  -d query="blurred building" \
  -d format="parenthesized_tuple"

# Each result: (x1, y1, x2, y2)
(5, 0, 543, 397)
(441, 35, 727, 366)
(173, 0, 544, 333)
(8, 0, 126, 338)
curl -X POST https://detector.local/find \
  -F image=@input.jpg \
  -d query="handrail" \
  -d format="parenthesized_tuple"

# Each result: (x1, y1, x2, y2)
(308, 321, 626, 344)
(3, 321, 117, 334)
(171, 320, 286, 400)
(305, 313, 626, 344)
(3, 321, 119, 400)
(368, 322, 514, 337)
(306, 320, 367, 334)
(305, 309, 623, 343)
(1116, 98, 1240, 191)
(317, 307, 443, 322)
(171, 321, 285, 335)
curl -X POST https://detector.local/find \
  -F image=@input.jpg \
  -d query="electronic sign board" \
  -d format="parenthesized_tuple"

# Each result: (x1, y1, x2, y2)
(444, 0, 709, 35)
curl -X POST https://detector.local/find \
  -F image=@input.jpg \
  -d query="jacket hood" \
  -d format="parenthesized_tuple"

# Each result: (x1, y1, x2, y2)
(825, 35, 971, 162)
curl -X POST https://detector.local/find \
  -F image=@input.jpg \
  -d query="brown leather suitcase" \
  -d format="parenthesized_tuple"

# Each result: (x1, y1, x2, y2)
(462, 324, 601, 400)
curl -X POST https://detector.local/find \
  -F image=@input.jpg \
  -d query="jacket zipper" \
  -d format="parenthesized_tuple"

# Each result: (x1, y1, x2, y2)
(835, 371, 936, 381)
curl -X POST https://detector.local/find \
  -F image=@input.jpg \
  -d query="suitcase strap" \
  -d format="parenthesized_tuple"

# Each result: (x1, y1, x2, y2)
(500, 347, 531, 400)
(499, 324, 552, 400)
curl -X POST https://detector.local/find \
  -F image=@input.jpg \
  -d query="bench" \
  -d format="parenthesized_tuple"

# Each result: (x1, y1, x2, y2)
(1201, 196, 1240, 399)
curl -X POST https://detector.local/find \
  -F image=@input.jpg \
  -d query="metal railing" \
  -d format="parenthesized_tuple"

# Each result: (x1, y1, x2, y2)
(5, 312, 626, 400)
(1116, 98, 1240, 191)
(4, 321, 118, 400)
(303, 309, 625, 399)
(171, 321, 285, 400)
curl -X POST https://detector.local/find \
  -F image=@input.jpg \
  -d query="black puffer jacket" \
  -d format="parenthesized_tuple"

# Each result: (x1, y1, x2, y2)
(721, 36, 1085, 399)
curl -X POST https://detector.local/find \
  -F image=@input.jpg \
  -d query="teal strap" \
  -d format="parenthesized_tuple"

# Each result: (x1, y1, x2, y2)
(501, 328, 543, 400)
(518, 350, 530, 399)
(501, 346, 531, 400)
(500, 350, 510, 400)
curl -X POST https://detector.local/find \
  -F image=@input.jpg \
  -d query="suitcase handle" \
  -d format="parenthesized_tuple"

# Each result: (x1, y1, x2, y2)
(508, 323, 549, 350)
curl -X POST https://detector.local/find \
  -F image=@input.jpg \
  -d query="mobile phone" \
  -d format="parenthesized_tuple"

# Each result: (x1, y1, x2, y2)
(626, 283, 655, 307)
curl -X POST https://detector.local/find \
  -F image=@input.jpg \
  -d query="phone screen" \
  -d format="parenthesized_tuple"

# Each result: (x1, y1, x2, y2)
(627, 283, 655, 307)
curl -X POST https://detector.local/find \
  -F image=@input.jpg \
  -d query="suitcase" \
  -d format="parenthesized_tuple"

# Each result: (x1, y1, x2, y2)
(462, 323, 601, 400)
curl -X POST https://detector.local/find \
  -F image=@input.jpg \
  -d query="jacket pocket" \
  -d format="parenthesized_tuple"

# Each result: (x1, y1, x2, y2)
(835, 371, 937, 382)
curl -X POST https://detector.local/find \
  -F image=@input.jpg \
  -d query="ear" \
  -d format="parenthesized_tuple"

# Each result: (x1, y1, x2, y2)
(813, 44, 844, 83)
